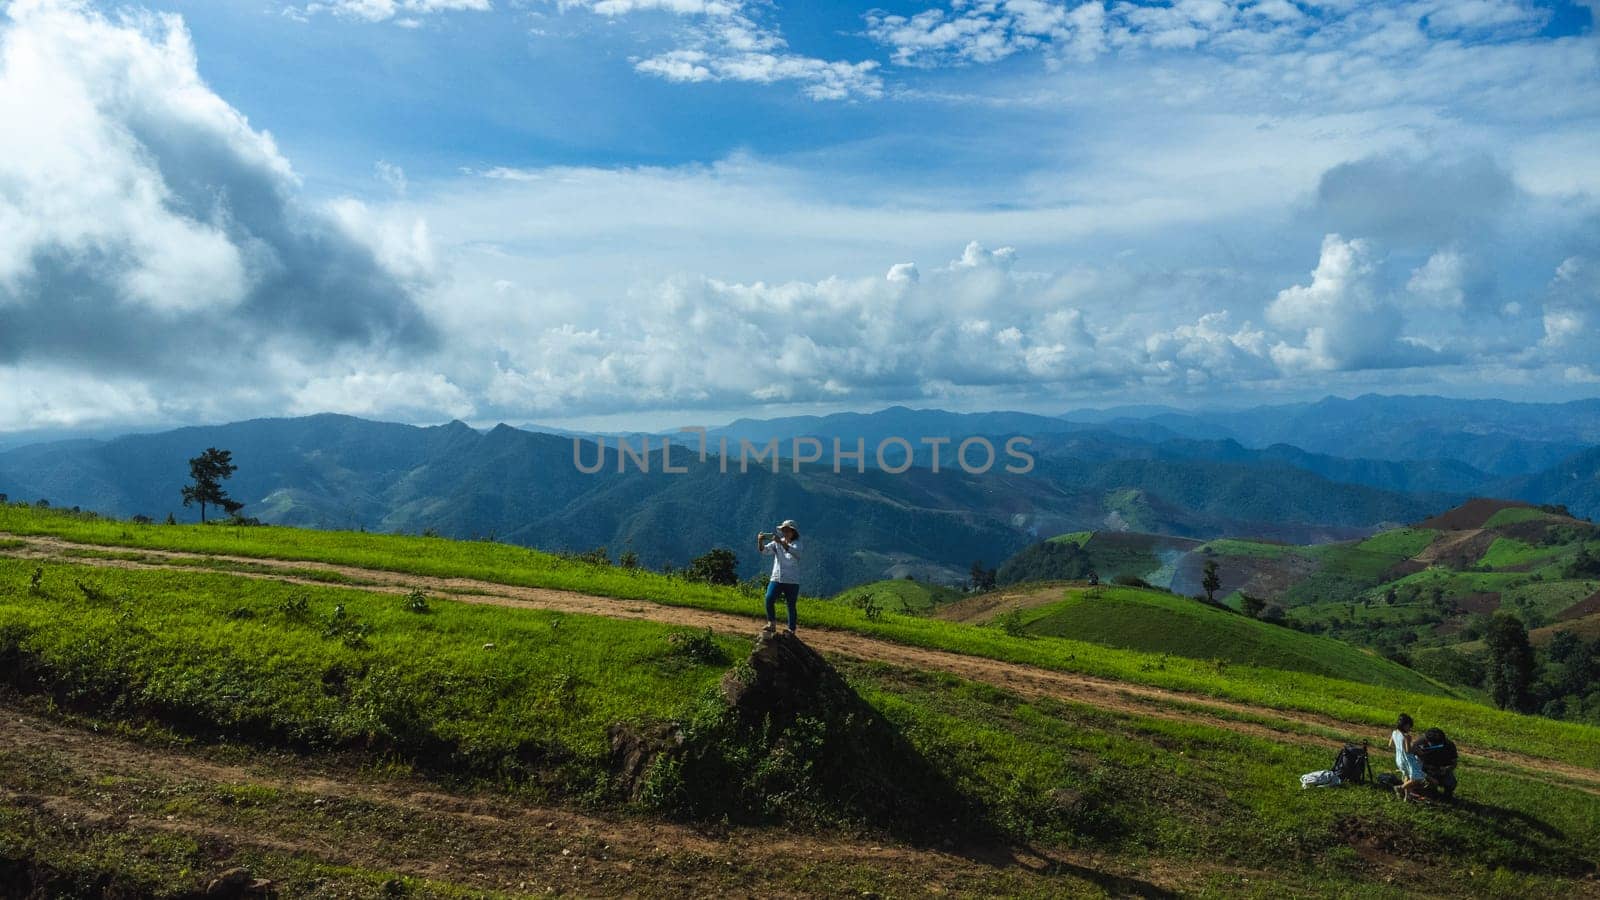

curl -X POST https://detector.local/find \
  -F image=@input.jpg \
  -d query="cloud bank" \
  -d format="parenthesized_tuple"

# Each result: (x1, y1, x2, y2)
(0, 0, 438, 425)
(1, 0, 1598, 434)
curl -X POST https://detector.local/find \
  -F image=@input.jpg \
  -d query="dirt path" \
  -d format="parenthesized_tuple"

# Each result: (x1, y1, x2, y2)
(4, 533, 1598, 795)
(0, 705, 1175, 898)
(932, 583, 1072, 624)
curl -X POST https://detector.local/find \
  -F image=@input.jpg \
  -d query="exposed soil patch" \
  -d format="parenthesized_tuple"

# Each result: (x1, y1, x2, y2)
(1380, 559, 1428, 581)
(1418, 499, 1535, 531)
(1172, 551, 1318, 603)
(1456, 592, 1502, 615)
(933, 583, 1072, 624)
(1415, 530, 1497, 568)
(1559, 590, 1600, 622)
(1530, 613, 1600, 646)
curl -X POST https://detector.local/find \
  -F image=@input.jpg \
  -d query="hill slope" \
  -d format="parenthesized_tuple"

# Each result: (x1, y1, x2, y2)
(2, 505, 1598, 897)
(938, 583, 1446, 693)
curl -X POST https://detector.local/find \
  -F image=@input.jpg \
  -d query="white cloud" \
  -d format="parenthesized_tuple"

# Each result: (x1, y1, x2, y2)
(295, 0, 492, 24)
(864, 0, 1558, 69)
(0, 0, 442, 431)
(290, 370, 475, 419)
(1406, 249, 1468, 309)
(1266, 234, 1450, 372)
(558, 0, 882, 99)
(1540, 256, 1600, 356)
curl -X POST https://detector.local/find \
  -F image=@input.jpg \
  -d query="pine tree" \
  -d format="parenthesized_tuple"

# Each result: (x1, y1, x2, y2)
(1202, 560, 1221, 603)
(180, 448, 241, 524)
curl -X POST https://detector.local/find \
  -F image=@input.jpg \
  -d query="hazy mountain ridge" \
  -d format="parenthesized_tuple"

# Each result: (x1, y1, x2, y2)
(4, 396, 1599, 592)
(1068, 394, 1600, 475)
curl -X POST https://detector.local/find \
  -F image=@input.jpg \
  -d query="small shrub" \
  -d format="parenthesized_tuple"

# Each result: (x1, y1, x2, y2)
(75, 580, 112, 603)
(1139, 654, 1170, 673)
(325, 604, 374, 649)
(279, 593, 313, 621)
(997, 608, 1028, 638)
(854, 592, 885, 622)
(403, 589, 431, 614)
(27, 567, 42, 595)
(667, 628, 728, 665)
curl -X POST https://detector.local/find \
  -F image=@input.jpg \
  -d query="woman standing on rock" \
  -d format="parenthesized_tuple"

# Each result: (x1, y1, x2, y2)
(758, 520, 803, 634)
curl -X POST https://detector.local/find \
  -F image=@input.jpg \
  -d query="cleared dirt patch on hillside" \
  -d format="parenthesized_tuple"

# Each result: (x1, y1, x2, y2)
(1171, 551, 1317, 601)
(1418, 500, 1537, 531)
(1456, 592, 1503, 615)
(1380, 559, 1428, 581)
(1532, 612, 1600, 645)
(1415, 530, 1497, 568)
(1559, 590, 1600, 622)
(932, 583, 1073, 624)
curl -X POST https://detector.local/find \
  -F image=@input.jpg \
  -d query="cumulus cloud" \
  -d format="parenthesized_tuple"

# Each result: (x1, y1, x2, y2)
(0, 0, 439, 428)
(468, 241, 1144, 415)
(1266, 234, 1447, 372)
(1541, 257, 1600, 356)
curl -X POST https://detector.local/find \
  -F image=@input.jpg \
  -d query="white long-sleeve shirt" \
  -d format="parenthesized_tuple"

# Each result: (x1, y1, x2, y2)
(761, 538, 802, 584)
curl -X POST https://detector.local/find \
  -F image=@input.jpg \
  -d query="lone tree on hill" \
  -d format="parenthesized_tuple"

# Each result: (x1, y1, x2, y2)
(1484, 612, 1535, 711)
(181, 447, 242, 524)
(969, 560, 997, 592)
(1201, 560, 1221, 603)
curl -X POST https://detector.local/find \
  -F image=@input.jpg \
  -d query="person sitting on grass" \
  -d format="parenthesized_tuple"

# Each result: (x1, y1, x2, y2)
(757, 520, 803, 635)
(1390, 713, 1428, 802)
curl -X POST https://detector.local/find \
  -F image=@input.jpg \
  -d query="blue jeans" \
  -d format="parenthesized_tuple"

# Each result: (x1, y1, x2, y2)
(765, 581, 800, 630)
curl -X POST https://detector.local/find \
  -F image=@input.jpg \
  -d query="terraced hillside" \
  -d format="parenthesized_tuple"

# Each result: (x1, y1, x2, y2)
(996, 500, 1600, 722)
(1, 504, 1598, 897)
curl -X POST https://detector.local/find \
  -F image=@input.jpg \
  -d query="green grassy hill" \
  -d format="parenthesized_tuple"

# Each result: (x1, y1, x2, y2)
(994, 584, 1446, 694)
(832, 578, 965, 614)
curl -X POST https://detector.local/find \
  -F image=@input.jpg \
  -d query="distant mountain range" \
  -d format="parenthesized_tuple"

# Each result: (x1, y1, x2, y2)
(1066, 394, 1600, 475)
(1, 394, 1597, 592)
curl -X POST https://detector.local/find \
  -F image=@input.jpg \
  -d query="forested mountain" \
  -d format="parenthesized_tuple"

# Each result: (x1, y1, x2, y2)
(0, 413, 1456, 593)
(1067, 394, 1600, 475)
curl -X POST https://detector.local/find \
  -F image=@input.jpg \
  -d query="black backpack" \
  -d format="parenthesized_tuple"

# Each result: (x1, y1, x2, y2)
(1416, 728, 1458, 770)
(1332, 743, 1373, 785)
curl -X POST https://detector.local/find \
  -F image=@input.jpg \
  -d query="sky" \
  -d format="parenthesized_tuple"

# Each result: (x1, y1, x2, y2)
(1, 0, 1599, 436)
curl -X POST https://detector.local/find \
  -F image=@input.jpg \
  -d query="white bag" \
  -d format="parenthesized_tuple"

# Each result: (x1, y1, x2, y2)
(1300, 769, 1341, 788)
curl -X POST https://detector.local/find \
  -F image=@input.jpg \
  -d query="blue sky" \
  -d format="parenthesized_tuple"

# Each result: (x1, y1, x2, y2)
(2, 0, 1599, 434)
